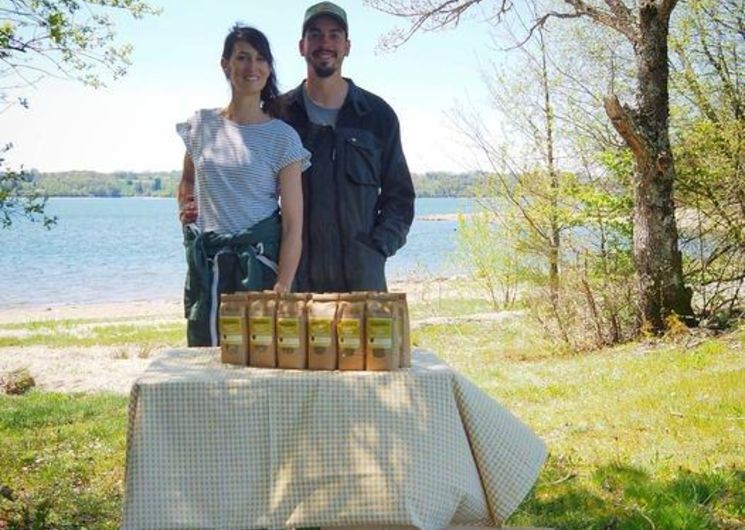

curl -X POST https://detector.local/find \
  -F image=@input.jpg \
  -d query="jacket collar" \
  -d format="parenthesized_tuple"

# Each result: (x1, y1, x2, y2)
(286, 78, 371, 117)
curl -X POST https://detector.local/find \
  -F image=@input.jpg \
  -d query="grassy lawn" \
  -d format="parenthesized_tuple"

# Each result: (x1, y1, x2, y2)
(0, 317, 184, 349)
(1, 296, 743, 529)
(414, 319, 745, 529)
(0, 393, 128, 530)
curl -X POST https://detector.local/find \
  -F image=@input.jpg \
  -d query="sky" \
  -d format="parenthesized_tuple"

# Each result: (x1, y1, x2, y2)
(1, 0, 505, 174)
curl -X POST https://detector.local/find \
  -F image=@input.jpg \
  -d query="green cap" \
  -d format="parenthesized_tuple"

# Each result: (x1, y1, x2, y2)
(303, 2, 348, 35)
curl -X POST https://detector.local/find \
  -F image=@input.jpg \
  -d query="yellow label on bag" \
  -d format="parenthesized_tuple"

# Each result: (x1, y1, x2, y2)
(309, 318, 332, 346)
(367, 317, 393, 348)
(277, 317, 300, 347)
(220, 316, 243, 345)
(338, 318, 361, 349)
(249, 317, 274, 346)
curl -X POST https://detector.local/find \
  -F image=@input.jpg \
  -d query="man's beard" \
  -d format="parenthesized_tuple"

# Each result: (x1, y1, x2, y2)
(312, 63, 336, 78)
(307, 54, 337, 78)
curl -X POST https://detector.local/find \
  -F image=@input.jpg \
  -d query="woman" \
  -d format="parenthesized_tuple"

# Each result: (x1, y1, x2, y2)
(176, 25, 309, 346)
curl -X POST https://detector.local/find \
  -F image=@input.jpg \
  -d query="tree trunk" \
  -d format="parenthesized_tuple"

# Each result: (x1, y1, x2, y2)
(605, 3, 695, 332)
(539, 29, 561, 305)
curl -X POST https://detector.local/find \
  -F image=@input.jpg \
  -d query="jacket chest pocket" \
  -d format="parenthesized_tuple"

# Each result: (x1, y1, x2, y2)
(344, 135, 382, 188)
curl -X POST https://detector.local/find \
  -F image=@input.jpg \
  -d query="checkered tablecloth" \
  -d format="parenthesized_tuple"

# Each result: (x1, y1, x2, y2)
(122, 348, 546, 530)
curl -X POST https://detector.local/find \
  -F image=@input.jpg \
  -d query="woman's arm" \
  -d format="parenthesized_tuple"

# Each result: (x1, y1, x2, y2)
(274, 160, 303, 293)
(177, 152, 198, 225)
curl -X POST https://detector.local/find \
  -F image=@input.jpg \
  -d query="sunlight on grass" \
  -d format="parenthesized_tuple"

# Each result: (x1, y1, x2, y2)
(1, 294, 743, 529)
(410, 315, 744, 529)
(409, 297, 495, 320)
(0, 318, 185, 348)
(0, 393, 128, 529)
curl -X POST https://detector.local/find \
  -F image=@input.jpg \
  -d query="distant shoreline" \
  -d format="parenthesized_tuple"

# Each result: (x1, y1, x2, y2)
(417, 213, 474, 221)
(33, 196, 474, 221)
(36, 194, 480, 199)
(23, 170, 485, 199)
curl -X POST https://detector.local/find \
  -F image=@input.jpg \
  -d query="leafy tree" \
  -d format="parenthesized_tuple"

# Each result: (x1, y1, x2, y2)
(370, 0, 697, 332)
(451, 22, 573, 303)
(0, 0, 158, 228)
(448, 10, 639, 348)
(0, 143, 55, 228)
(455, 211, 522, 311)
(669, 0, 745, 323)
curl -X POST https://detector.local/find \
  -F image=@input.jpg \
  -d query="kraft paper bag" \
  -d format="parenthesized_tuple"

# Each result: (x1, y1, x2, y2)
(307, 293, 339, 370)
(276, 292, 310, 369)
(365, 292, 400, 371)
(248, 291, 277, 368)
(391, 291, 411, 368)
(337, 292, 367, 370)
(219, 293, 248, 366)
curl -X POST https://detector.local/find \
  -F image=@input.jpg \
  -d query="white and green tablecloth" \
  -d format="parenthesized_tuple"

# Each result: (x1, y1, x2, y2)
(122, 348, 546, 530)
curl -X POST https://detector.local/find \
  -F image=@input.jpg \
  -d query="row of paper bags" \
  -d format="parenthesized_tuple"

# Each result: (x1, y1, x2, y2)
(219, 291, 410, 371)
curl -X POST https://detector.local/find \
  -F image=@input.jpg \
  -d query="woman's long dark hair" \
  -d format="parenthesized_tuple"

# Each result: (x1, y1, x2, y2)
(222, 25, 279, 115)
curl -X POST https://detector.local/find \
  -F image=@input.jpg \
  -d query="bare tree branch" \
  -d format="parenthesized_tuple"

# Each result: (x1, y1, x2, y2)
(512, 0, 640, 50)
(512, 10, 583, 49)
(603, 95, 652, 166)
(604, 0, 633, 23)
(563, 0, 639, 44)
(368, 0, 512, 50)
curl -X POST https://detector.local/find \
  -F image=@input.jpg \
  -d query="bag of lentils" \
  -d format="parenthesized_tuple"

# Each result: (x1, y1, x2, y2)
(276, 292, 310, 369)
(219, 293, 248, 366)
(307, 293, 339, 370)
(365, 292, 400, 371)
(336, 292, 367, 370)
(391, 292, 411, 368)
(248, 291, 277, 368)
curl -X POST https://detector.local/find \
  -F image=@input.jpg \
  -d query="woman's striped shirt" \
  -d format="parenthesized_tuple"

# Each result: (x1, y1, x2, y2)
(176, 108, 311, 234)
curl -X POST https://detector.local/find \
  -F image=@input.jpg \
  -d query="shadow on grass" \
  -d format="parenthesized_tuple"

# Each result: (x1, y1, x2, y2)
(1, 393, 127, 530)
(510, 461, 744, 530)
(3, 460, 743, 530)
(3, 394, 743, 530)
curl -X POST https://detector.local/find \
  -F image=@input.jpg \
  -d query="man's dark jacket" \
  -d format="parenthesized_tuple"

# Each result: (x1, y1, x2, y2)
(279, 79, 415, 293)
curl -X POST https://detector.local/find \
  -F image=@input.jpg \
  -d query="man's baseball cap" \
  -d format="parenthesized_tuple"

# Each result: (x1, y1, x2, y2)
(302, 2, 348, 35)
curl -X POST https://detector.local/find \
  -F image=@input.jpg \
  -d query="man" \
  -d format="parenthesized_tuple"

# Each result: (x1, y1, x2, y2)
(279, 1, 415, 293)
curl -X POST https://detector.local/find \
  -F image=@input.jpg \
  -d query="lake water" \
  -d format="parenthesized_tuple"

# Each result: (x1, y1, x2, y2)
(0, 197, 475, 307)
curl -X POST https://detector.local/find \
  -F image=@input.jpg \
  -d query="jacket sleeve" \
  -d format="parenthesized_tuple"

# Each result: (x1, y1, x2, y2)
(370, 112, 416, 257)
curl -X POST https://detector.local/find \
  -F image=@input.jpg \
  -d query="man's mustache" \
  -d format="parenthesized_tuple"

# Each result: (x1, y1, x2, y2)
(312, 49, 337, 57)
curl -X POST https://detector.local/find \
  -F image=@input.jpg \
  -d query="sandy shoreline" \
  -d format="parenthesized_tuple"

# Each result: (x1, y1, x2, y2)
(0, 277, 475, 325)
(0, 277, 487, 394)
(0, 298, 182, 393)
(0, 298, 184, 325)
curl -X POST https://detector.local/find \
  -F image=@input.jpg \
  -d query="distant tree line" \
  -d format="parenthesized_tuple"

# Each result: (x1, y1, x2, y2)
(21, 170, 180, 198)
(413, 171, 485, 197)
(15, 170, 482, 198)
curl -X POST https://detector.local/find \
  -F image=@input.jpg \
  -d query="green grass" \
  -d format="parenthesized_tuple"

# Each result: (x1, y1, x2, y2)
(0, 318, 185, 348)
(1, 300, 743, 529)
(412, 317, 745, 529)
(0, 393, 129, 530)
(408, 297, 496, 320)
